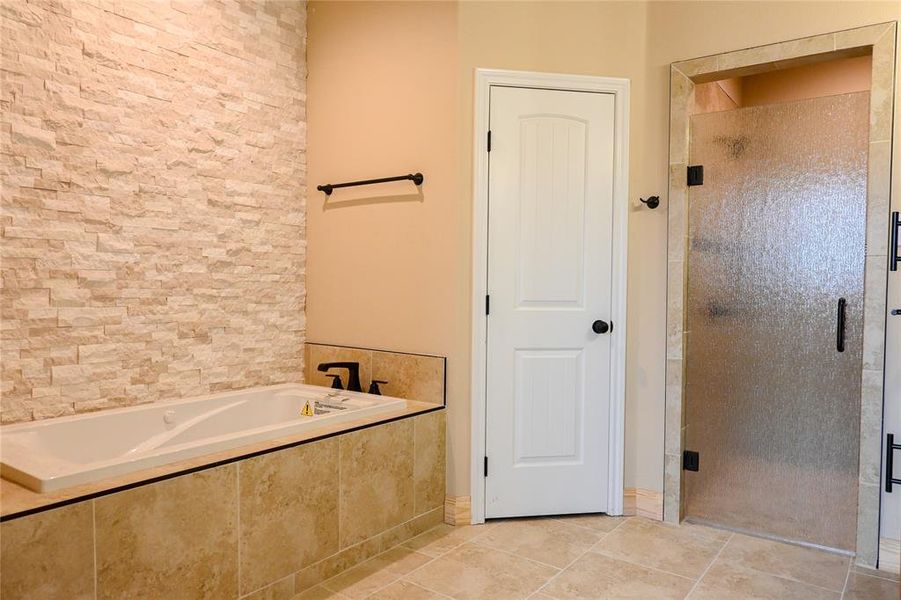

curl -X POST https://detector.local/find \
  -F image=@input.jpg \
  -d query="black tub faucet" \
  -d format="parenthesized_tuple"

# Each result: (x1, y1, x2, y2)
(317, 362, 362, 392)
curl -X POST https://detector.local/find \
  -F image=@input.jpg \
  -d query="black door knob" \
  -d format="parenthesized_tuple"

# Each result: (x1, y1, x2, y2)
(592, 320, 610, 334)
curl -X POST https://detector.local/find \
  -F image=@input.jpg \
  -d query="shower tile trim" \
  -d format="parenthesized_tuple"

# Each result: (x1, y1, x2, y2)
(665, 22, 897, 568)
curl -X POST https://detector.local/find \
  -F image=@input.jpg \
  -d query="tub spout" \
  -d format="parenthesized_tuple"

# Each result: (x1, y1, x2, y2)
(317, 362, 362, 392)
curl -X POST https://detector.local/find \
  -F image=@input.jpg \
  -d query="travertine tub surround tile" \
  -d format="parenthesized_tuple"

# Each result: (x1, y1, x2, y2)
(307, 345, 373, 390)
(0, 411, 446, 598)
(0, 0, 307, 424)
(1, 400, 438, 519)
(242, 575, 296, 600)
(339, 419, 415, 547)
(372, 351, 445, 404)
(95, 464, 238, 599)
(413, 409, 446, 513)
(305, 344, 446, 406)
(541, 552, 694, 600)
(0, 502, 94, 600)
(690, 560, 839, 600)
(240, 439, 340, 595)
(406, 543, 558, 600)
(717, 533, 849, 592)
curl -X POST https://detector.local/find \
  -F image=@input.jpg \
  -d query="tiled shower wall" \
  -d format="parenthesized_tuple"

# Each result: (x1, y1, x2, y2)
(0, 0, 308, 423)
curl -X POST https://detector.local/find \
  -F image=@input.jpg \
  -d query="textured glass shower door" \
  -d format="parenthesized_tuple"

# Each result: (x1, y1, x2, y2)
(684, 92, 869, 551)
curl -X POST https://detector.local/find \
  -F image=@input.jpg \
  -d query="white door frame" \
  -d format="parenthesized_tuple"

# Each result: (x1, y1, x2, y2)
(470, 68, 630, 524)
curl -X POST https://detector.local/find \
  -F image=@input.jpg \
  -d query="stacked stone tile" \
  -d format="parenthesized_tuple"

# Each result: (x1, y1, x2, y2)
(1, 0, 307, 423)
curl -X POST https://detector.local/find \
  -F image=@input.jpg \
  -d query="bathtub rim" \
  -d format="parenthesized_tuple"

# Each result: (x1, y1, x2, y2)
(0, 400, 444, 522)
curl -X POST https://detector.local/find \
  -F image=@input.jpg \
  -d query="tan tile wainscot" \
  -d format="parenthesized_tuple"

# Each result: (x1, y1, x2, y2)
(1, 406, 446, 600)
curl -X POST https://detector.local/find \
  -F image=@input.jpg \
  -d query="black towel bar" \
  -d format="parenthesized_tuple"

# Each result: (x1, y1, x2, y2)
(317, 172, 424, 196)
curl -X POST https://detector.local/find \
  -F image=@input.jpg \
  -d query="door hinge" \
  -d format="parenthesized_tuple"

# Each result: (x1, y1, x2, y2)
(484, 456, 488, 477)
(487, 130, 492, 152)
(485, 294, 490, 316)
(683, 450, 700, 472)
(687, 165, 704, 186)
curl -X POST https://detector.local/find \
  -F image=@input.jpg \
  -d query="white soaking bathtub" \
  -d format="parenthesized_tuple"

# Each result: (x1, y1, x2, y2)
(1, 383, 407, 493)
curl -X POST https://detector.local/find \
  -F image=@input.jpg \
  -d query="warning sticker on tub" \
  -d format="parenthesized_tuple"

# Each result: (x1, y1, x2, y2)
(301, 400, 315, 417)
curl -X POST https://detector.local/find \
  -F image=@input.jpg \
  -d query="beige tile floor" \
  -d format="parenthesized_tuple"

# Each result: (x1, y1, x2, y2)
(291, 516, 900, 600)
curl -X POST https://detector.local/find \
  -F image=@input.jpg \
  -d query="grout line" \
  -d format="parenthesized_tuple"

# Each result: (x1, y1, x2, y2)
(683, 531, 734, 599)
(716, 554, 852, 594)
(588, 548, 699, 583)
(528, 517, 633, 599)
(840, 561, 852, 600)
(468, 538, 565, 572)
(92, 500, 98, 600)
(236, 462, 241, 596)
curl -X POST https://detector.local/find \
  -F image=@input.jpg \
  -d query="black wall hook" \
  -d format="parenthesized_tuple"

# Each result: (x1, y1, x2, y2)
(640, 196, 660, 209)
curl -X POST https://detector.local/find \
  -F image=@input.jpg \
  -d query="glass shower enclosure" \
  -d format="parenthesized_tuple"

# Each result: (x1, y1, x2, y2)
(684, 92, 869, 552)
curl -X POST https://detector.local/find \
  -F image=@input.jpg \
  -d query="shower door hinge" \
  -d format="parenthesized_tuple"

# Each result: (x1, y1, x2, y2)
(687, 165, 704, 186)
(484, 456, 489, 477)
(683, 450, 700, 472)
(487, 130, 492, 152)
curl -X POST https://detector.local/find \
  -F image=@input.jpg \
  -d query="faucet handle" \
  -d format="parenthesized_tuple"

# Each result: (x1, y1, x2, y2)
(324, 374, 344, 390)
(368, 380, 388, 395)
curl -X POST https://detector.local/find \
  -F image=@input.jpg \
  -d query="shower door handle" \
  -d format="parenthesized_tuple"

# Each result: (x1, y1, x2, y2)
(836, 298, 846, 353)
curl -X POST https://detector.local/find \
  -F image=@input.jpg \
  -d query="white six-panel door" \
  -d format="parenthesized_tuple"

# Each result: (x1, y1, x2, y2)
(485, 85, 616, 518)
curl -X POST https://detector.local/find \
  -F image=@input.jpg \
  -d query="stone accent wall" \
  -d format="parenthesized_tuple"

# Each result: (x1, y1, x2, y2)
(1, 0, 308, 423)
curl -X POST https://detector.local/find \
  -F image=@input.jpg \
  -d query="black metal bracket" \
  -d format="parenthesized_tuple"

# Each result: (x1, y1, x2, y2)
(887, 433, 900, 493)
(640, 196, 660, 209)
(836, 297, 846, 353)
(317, 172, 424, 196)
(890, 211, 900, 272)
(687, 165, 704, 187)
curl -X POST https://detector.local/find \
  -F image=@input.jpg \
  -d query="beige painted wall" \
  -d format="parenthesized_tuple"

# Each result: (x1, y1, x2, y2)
(305, 0, 463, 473)
(1, 0, 308, 423)
(308, 1, 901, 500)
(456, 1, 656, 495)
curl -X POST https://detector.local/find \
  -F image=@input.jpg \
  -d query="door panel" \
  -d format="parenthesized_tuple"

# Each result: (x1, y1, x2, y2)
(684, 92, 868, 551)
(517, 116, 587, 306)
(485, 86, 616, 518)
(514, 349, 583, 464)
